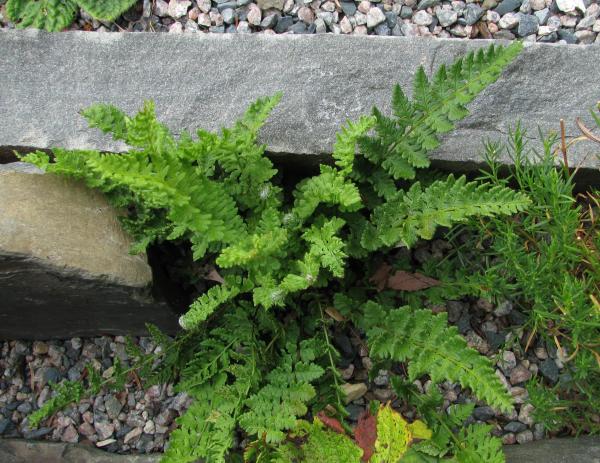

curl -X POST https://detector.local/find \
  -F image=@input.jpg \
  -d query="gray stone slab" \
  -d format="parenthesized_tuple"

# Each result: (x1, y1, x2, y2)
(505, 436, 600, 462)
(0, 439, 162, 463)
(0, 163, 178, 339)
(1, 31, 599, 177)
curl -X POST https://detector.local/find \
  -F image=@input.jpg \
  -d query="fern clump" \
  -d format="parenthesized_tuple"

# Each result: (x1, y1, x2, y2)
(20, 43, 530, 462)
(6, 0, 137, 31)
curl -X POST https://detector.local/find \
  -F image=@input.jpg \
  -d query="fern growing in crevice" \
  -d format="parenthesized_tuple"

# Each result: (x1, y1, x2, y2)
(19, 43, 529, 462)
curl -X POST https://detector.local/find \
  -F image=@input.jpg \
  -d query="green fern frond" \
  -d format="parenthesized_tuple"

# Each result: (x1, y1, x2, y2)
(455, 424, 505, 463)
(332, 115, 376, 176)
(357, 42, 523, 185)
(7, 0, 77, 31)
(239, 341, 325, 443)
(369, 174, 531, 249)
(76, 0, 137, 20)
(359, 302, 513, 412)
(293, 166, 362, 221)
(302, 217, 347, 278)
(178, 283, 241, 331)
(299, 419, 363, 463)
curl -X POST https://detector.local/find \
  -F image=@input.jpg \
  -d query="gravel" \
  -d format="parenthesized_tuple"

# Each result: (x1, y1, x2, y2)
(0, 238, 572, 454)
(1, 0, 599, 43)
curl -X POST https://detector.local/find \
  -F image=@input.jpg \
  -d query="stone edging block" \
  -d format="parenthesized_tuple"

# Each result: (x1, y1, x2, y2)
(1, 31, 600, 177)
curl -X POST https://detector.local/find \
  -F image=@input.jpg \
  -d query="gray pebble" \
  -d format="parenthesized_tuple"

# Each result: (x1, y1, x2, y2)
(517, 13, 539, 36)
(465, 4, 485, 24)
(495, 0, 522, 15)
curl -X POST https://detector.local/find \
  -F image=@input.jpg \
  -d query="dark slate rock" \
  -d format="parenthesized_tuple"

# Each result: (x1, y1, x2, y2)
(456, 313, 472, 334)
(289, 21, 308, 33)
(22, 427, 53, 439)
(505, 421, 528, 433)
(0, 418, 10, 435)
(539, 359, 559, 383)
(333, 333, 354, 358)
(385, 11, 397, 28)
(557, 28, 577, 43)
(517, 14, 539, 36)
(485, 330, 506, 350)
(534, 7, 549, 24)
(39, 367, 62, 386)
(391, 23, 403, 35)
(417, 0, 439, 9)
(508, 310, 527, 326)
(447, 301, 465, 323)
(260, 14, 278, 28)
(473, 406, 496, 421)
(375, 23, 391, 35)
(346, 404, 364, 421)
(465, 4, 485, 24)
(495, 0, 522, 15)
(274, 15, 294, 32)
(400, 5, 413, 18)
(216, 1, 237, 10)
(341, 1, 357, 16)
(306, 23, 317, 33)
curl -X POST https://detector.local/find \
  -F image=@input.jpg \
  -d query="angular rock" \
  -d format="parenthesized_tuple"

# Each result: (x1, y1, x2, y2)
(0, 163, 178, 339)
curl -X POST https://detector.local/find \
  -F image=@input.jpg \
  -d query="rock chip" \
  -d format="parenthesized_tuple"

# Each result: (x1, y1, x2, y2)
(341, 383, 368, 403)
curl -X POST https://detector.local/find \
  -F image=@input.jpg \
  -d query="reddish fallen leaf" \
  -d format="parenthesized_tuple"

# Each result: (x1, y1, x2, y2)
(317, 411, 346, 435)
(354, 411, 377, 462)
(386, 271, 440, 291)
(369, 262, 392, 292)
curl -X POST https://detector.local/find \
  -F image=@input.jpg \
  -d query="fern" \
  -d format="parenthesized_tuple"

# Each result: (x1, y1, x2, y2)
(365, 174, 531, 249)
(239, 340, 325, 443)
(19, 43, 527, 463)
(356, 42, 523, 185)
(354, 301, 512, 412)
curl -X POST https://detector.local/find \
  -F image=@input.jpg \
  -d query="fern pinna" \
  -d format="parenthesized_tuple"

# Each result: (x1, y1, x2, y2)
(21, 42, 528, 462)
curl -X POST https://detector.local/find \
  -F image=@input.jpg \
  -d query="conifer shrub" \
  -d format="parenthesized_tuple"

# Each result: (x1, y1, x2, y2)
(22, 42, 530, 462)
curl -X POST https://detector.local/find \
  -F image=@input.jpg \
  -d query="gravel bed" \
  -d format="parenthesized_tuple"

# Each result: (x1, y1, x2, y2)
(1, 0, 599, 44)
(0, 237, 568, 453)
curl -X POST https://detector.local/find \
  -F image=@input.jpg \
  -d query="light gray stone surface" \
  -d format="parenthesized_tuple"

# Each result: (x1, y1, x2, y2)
(1, 31, 600, 176)
(505, 436, 600, 462)
(0, 439, 162, 463)
(0, 163, 178, 339)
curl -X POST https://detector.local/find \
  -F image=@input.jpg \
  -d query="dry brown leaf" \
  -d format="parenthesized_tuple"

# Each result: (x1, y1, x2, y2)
(386, 271, 440, 291)
(369, 262, 392, 292)
(325, 307, 347, 322)
(206, 267, 225, 284)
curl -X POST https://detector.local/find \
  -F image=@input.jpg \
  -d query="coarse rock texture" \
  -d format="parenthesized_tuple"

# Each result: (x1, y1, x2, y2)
(0, 439, 161, 463)
(503, 436, 600, 462)
(1, 32, 600, 178)
(1, 0, 600, 44)
(0, 163, 178, 339)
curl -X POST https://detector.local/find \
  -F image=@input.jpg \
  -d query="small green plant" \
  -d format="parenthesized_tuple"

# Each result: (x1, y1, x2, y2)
(438, 123, 600, 436)
(20, 43, 528, 462)
(6, 0, 137, 31)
